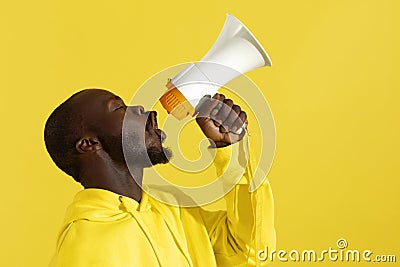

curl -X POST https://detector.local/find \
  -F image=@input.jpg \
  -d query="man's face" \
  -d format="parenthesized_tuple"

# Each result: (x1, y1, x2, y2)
(74, 89, 171, 167)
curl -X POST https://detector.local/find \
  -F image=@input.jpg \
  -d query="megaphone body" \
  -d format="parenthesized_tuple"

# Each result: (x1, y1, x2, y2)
(160, 14, 272, 121)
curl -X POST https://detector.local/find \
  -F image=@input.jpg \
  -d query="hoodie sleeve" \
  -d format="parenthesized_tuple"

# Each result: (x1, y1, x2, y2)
(198, 138, 276, 266)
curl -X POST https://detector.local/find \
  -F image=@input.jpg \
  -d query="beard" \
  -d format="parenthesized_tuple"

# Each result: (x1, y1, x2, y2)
(100, 131, 172, 168)
(147, 145, 172, 166)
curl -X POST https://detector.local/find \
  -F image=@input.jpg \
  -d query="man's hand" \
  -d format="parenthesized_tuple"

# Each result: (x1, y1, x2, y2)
(196, 93, 247, 148)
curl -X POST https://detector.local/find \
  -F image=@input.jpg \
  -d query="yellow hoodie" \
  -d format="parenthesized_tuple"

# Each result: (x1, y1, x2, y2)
(49, 141, 276, 267)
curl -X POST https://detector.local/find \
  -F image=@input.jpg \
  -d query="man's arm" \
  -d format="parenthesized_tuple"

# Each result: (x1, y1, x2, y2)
(196, 94, 276, 266)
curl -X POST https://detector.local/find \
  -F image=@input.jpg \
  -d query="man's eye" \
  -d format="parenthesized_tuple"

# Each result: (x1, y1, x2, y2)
(115, 105, 126, 111)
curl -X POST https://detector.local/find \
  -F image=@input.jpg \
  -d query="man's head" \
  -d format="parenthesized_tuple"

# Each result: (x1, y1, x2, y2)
(44, 89, 171, 182)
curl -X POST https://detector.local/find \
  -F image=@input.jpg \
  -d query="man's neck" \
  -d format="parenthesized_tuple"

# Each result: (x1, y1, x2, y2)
(79, 157, 144, 203)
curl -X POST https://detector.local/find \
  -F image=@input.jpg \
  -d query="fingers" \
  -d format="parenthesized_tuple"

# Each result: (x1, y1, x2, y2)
(231, 111, 247, 134)
(196, 94, 220, 118)
(213, 98, 233, 130)
(210, 94, 225, 116)
(195, 93, 248, 146)
(221, 104, 241, 133)
(205, 93, 247, 134)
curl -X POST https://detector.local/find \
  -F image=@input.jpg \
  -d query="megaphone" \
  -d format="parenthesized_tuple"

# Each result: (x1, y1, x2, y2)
(159, 14, 272, 121)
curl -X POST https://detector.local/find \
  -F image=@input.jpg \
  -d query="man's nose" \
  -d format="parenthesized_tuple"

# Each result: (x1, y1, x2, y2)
(129, 105, 145, 115)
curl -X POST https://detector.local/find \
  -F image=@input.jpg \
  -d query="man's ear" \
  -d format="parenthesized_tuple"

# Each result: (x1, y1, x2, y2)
(76, 136, 102, 153)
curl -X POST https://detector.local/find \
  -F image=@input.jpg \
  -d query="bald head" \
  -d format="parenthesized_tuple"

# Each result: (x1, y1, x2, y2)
(44, 89, 121, 181)
(44, 89, 89, 181)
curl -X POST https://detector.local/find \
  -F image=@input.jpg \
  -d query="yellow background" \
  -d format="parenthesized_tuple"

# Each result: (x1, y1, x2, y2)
(1, 0, 399, 266)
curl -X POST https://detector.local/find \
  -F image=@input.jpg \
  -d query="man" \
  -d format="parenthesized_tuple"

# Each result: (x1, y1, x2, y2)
(46, 89, 275, 266)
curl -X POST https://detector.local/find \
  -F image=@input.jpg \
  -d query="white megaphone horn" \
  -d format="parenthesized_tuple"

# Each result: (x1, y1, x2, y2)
(159, 14, 272, 123)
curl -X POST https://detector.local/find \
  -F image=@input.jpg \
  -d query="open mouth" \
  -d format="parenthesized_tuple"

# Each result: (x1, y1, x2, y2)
(148, 111, 158, 129)
(147, 111, 167, 142)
